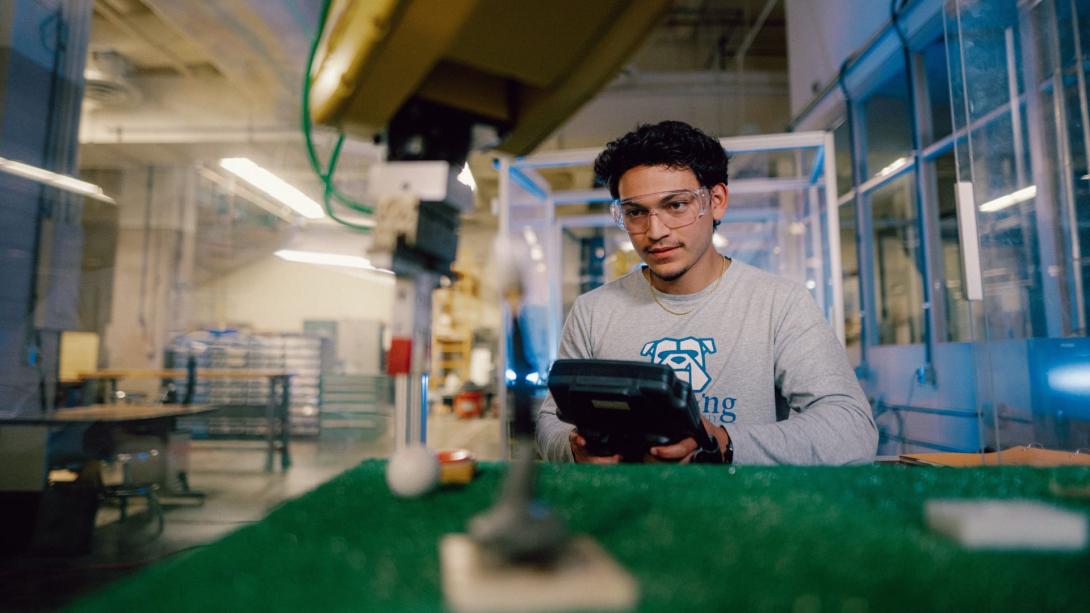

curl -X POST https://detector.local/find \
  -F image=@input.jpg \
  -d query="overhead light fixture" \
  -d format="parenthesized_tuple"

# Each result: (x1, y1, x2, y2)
(978, 185, 1036, 213)
(220, 158, 325, 219)
(876, 156, 910, 178)
(458, 162, 476, 191)
(713, 233, 729, 249)
(275, 249, 393, 274)
(0, 156, 115, 203)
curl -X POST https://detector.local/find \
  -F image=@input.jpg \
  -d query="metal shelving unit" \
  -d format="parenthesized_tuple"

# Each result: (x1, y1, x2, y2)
(168, 332, 325, 438)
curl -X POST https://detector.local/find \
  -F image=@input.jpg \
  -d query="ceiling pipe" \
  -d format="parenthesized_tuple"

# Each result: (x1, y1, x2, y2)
(732, 0, 779, 69)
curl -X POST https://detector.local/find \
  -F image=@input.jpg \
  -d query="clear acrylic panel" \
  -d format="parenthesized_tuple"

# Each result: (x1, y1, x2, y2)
(946, 0, 1090, 452)
(550, 161, 842, 335)
(864, 69, 914, 178)
(869, 175, 924, 345)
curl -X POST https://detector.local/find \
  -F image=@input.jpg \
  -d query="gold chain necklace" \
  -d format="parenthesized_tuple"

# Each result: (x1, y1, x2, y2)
(646, 256, 728, 316)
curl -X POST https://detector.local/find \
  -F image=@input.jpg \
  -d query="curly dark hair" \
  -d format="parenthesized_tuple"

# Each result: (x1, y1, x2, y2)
(593, 121, 729, 199)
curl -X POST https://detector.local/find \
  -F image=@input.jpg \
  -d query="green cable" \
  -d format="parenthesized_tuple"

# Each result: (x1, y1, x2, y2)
(321, 133, 375, 231)
(301, 0, 375, 226)
(322, 181, 375, 231)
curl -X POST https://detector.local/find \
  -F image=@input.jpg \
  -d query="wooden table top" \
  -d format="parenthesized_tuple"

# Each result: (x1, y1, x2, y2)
(76, 369, 294, 380)
(0, 403, 218, 425)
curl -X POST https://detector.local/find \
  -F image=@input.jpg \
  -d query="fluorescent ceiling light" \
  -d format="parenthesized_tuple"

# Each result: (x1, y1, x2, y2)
(978, 185, 1036, 213)
(275, 249, 393, 274)
(220, 158, 325, 219)
(876, 157, 910, 178)
(458, 162, 476, 191)
(0, 156, 115, 203)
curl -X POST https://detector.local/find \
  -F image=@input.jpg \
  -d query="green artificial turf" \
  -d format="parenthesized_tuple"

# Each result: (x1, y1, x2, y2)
(71, 461, 1090, 612)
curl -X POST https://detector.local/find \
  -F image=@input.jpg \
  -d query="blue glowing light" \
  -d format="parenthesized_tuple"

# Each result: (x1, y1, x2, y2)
(1047, 365, 1090, 395)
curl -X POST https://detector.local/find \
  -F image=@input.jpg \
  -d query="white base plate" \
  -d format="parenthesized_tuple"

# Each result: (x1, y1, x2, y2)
(926, 499, 1088, 550)
(440, 534, 639, 613)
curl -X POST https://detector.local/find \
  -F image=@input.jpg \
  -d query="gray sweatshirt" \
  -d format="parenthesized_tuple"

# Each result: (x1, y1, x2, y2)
(536, 259, 878, 464)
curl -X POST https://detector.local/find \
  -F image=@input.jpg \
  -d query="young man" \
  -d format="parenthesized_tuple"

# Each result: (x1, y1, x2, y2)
(535, 121, 878, 464)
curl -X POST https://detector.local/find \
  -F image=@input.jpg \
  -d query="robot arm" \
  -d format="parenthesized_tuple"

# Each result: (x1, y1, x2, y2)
(308, 0, 671, 162)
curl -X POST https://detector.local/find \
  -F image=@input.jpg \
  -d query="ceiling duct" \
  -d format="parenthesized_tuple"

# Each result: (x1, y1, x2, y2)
(83, 50, 142, 108)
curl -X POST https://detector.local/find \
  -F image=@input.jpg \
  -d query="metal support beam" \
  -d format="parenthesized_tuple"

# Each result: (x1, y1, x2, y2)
(908, 49, 944, 382)
(850, 99, 880, 354)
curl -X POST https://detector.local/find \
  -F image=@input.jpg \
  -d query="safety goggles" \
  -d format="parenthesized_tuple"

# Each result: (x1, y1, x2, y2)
(609, 187, 710, 233)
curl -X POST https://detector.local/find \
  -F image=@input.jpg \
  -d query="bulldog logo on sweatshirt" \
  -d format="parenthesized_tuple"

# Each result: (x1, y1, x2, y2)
(640, 336, 717, 393)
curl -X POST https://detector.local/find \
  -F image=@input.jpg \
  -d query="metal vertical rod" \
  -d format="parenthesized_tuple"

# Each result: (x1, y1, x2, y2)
(391, 272, 435, 449)
(394, 374, 410, 447)
(1047, 0, 1086, 334)
(417, 371, 428, 444)
(807, 185, 827, 316)
(913, 49, 949, 354)
(1069, 0, 1090, 332)
(846, 91, 879, 355)
(895, 10, 939, 384)
(1006, 26, 1044, 333)
(496, 158, 511, 457)
(265, 378, 275, 471)
(548, 224, 563, 367)
(1020, 0, 1069, 337)
(409, 273, 434, 446)
(1006, 28, 1028, 188)
(546, 203, 562, 366)
(280, 375, 292, 469)
(822, 132, 847, 345)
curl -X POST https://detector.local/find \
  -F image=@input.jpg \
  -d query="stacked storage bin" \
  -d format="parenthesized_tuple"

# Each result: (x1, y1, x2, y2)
(168, 331, 324, 438)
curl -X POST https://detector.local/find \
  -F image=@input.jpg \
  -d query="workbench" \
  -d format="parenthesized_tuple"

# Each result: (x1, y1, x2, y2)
(68, 461, 1090, 611)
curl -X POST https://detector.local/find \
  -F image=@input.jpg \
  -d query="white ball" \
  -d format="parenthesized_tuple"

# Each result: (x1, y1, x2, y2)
(386, 446, 440, 498)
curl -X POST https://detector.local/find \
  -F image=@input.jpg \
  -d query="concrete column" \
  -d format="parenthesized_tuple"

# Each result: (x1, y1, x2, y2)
(101, 166, 198, 396)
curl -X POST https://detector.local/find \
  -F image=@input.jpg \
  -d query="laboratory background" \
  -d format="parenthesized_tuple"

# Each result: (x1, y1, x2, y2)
(1, 0, 1089, 611)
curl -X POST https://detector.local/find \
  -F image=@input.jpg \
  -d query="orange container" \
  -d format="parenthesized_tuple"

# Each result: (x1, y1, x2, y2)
(438, 449, 476, 485)
(453, 390, 482, 418)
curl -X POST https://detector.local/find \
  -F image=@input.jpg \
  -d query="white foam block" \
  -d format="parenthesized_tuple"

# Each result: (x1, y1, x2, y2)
(925, 499, 1088, 551)
(440, 534, 639, 613)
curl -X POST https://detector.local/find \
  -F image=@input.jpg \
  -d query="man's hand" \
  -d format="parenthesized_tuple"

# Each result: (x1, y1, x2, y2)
(569, 430, 622, 464)
(648, 417, 730, 463)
